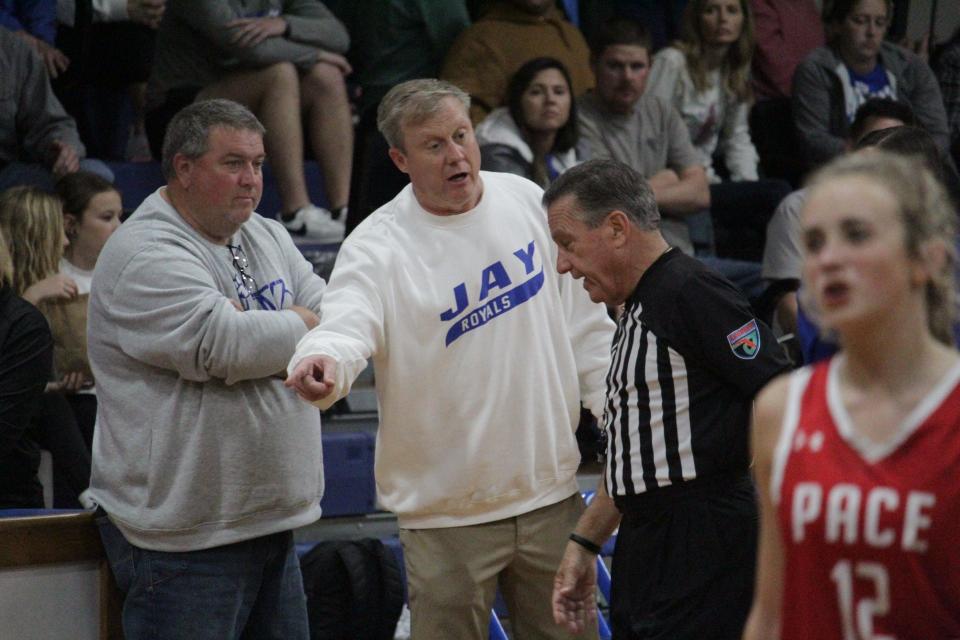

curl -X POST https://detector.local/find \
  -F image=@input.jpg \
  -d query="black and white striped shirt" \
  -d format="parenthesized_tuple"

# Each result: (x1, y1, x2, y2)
(603, 250, 789, 497)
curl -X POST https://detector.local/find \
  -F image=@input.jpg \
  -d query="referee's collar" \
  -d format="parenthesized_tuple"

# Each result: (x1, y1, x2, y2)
(626, 245, 677, 307)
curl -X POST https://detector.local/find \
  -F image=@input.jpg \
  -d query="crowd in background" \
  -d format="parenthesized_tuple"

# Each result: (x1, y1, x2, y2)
(1, 1, 960, 638)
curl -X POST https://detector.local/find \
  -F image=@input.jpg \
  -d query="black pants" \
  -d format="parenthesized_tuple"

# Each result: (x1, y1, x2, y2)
(65, 392, 97, 451)
(55, 22, 157, 160)
(31, 391, 91, 508)
(610, 474, 758, 640)
(345, 102, 409, 235)
(145, 86, 201, 160)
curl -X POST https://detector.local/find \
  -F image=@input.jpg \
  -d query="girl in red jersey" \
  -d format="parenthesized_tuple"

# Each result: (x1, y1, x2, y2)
(743, 151, 960, 640)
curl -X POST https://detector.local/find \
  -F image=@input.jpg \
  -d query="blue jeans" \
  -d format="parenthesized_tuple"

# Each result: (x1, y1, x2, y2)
(96, 514, 309, 640)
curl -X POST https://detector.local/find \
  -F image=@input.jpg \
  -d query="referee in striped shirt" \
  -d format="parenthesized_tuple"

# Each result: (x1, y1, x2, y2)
(545, 159, 790, 639)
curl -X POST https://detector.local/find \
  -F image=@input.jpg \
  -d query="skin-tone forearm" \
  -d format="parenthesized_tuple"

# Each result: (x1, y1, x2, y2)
(743, 377, 789, 640)
(651, 165, 711, 216)
(16, 31, 70, 78)
(227, 16, 286, 48)
(552, 482, 622, 634)
(22, 274, 78, 306)
(289, 304, 320, 331)
(572, 482, 621, 544)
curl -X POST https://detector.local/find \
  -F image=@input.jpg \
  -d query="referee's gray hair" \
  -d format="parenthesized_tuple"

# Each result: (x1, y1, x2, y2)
(542, 159, 660, 230)
(377, 79, 471, 151)
(161, 99, 265, 180)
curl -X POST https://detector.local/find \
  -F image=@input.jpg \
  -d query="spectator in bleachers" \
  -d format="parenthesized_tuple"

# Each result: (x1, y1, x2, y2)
(648, 0, 757, 184)
(87, 99, 328, 638)
(0, 26, 112, 192)
(326, 0, 471, 233)
(145, 0, 352, 241)
(476, 57, 587, 188)
(935, 27, 960, 170)
(578, 17, 709, 255)
(0, 228, 55, 509)
(0, 186, 92, 508)
(441, 0, 594, 125)
(286, 78, 614, 640)
(646, 0, 790, 262)
(1, 0, 70, 78)
(48, 172, 122, 450)
(791, 0, 949, 168)
(55, 0, 165, 162)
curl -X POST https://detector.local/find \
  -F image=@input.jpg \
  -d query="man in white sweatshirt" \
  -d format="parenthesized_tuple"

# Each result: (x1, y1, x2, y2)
(286, 78, 613, 640)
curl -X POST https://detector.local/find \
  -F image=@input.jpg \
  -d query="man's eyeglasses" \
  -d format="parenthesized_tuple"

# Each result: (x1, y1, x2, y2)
(227, 244, 260, 296)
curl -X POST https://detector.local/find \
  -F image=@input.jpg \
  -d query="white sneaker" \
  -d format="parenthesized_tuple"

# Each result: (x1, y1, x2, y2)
(282, 205, 345, 242)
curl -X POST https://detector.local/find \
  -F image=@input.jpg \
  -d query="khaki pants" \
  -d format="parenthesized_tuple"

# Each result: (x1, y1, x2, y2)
(399, 493, 599, 640)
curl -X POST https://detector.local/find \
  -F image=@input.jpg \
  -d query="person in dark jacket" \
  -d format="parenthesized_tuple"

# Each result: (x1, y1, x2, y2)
(0, 229, 55, 509)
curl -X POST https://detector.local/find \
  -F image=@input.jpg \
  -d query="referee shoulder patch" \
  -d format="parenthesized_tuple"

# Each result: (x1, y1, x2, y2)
(726, 318, 761, 360)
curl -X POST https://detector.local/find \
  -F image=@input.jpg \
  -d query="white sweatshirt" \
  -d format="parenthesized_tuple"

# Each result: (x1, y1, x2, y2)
(646, 47, 759, 183)
(290, 172, 614, 528)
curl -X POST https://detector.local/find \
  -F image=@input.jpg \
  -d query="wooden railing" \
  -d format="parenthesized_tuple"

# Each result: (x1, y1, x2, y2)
(0, 510, 123, 639)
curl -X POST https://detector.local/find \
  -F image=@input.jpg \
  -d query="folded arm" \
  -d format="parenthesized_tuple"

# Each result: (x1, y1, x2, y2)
(109, 245, 313, 384)
(651, 164, 711, 216)
(170, 0, 343, 71)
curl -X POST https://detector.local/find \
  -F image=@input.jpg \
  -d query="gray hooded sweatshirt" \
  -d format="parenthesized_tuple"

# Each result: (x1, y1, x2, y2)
(87, 189, 326, 551)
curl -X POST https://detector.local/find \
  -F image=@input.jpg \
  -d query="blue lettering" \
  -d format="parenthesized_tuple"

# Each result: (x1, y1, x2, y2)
(513, 241, 536, 275)
(262, 278, 293, 310)
(445, 269, 544, 346)
(235, 277, 292, 311)
(440, 282, 469, 321)
(479, 262, 512, 301)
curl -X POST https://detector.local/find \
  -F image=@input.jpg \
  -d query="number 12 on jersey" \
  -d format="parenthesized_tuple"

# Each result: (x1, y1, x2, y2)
(830, 560, 894, 640)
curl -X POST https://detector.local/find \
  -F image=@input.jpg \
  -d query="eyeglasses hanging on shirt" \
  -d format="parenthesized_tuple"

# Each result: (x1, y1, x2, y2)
(227, 243, 260, 299)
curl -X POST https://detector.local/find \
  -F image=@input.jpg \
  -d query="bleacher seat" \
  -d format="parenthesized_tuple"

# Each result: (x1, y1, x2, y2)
(320, 431, 377, 517)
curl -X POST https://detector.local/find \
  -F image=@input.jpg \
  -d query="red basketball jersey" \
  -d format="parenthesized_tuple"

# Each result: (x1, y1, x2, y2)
(772, 358, 960, 640)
